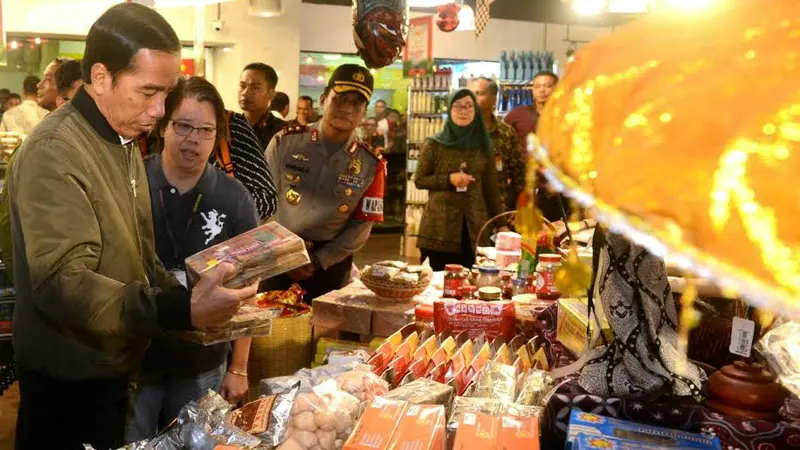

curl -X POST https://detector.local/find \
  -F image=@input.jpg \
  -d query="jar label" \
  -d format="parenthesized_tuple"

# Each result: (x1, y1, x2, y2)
(443, 277, 463, 298)
(536, 270, 559, 296)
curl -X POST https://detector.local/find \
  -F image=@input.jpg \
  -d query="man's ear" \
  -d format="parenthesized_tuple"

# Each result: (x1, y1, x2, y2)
(89, 63, 112, 95)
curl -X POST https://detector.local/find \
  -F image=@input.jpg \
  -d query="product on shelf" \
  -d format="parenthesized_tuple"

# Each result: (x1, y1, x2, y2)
(381, 378, 455, 414)
(186, 222, 310, 289)
(433, 300, 516, 340)
(344, 397, 409, 450)
(227, 384, 298, 447)
(280, 379, 363, 450)
(469, 361, 517, 404)
(387, 404, 447, 450)
(177, 303, 275, 345)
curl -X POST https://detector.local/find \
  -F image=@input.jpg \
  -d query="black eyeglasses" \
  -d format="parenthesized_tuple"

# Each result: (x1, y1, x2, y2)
(171, 121, 217, 140)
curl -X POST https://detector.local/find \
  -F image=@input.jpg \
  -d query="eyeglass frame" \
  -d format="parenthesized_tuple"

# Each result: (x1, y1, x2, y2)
(170, 120, 217, 140)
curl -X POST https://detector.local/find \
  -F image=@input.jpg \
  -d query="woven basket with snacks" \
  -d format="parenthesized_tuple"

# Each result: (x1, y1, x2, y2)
(360, 260, 433, 300)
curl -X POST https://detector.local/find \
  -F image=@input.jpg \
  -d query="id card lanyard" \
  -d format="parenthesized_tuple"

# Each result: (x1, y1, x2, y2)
(159, 189, 203, 269)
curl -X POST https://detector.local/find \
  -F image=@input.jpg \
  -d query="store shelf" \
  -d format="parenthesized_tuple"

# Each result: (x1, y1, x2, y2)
(410, 88, 450, 93)
(410, 113, 446, 118)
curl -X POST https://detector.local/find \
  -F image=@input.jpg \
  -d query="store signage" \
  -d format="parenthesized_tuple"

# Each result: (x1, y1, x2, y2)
(404, 16, 433, 77)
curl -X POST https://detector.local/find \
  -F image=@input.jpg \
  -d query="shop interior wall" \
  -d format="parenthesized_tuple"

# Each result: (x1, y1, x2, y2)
(299, 3, 612, 70)
(3, 0, 302, 114)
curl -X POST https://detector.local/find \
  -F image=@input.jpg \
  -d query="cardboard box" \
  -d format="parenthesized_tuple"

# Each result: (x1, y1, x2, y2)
(345, 398, 409, 450)
(312, 283, 415, 337)
(498, 414, 540, 450)
(388, 404, 446, 450)
(566, 410, 720, 450)
(557, 297, 613, 356)
(452, 412, 499, 450)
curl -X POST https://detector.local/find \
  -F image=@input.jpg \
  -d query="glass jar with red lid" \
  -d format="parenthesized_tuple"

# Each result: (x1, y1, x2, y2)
(443, 264, 465, 299)
(535, 253, 562, 300)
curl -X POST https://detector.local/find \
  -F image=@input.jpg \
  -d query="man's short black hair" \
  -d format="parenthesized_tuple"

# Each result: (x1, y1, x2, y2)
(23, 76, 40, 95)
(298, 95, 313, 106)
(243, 63, 279, 89)
(82, 3, 181, 84)
(375, 99, 387, 106)
(271, 92, 289, 112)
(533, 71, 559, 84)
(56, 59, 83, 96)
(0, 89, 9, 95)
(7, 93, 20, 102)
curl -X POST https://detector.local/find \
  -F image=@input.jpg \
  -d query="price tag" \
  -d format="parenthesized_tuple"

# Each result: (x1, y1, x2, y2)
(729, 317, 755, 357)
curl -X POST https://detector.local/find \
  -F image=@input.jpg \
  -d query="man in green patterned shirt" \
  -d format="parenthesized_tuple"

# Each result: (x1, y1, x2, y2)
(471, 77, 525, 212)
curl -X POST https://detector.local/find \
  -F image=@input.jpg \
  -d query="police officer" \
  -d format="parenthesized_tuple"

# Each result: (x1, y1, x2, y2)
(265, 64, 386, 302)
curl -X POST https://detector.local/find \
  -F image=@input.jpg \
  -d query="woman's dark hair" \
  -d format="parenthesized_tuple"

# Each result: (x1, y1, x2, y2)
(152, 77, 228, 152)
(82, 3, 181, 84)
(56, 59, 83, 96)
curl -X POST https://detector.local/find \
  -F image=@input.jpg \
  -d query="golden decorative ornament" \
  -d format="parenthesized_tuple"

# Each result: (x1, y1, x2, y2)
(285, 188, 301, 205)
(349, 157, 362, 175)
(286, 174, 300, 184)
(534, 1, 800, 316)
(344, 187, 353, 197)
(338, 204, 349, 213)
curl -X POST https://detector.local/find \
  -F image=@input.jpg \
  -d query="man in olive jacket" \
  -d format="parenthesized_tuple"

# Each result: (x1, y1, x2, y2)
(7, 5, 256, 449)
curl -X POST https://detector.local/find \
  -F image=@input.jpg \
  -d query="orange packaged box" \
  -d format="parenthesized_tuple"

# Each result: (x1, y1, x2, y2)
(388, 405, 446, 450)
(344, 398, 408, 450)
(452, 412, 499, 450)
(498, 415, 540, 450)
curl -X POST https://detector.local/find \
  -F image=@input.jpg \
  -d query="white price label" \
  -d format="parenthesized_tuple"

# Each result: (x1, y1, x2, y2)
(463, 413, 476, 426)
(729, 317, 755, 357)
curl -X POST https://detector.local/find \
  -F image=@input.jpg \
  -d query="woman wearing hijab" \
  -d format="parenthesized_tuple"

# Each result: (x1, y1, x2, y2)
(414, 89, 505, 271)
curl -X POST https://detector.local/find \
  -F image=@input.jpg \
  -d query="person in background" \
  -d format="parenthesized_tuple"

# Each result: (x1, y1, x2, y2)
(374, 99, 387, 118)
(37, 57, 67, 112)
(502, 70, 570, 222)
(266, 64, 386, 302)
(126, 77, 256, 442)
(414, 89, 505, 271)
(292, 95, 314, 126)
(239, 62, 284, 150)
(361, 117, 384, 150)
(270, 91, 290, 119)
(55, 59, 84, 107)
(7, 5, 256, 448)
(503, 70, 558, 147)
(0, 88, 9, 112)
(4, 94, 21, 110)
(0, 75, 48, 135)
(470, 77, 524, 212)
(374, 99, 389, 144)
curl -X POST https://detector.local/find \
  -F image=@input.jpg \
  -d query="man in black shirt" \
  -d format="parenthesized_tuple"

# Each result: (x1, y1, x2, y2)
(239, 62, 284, 150)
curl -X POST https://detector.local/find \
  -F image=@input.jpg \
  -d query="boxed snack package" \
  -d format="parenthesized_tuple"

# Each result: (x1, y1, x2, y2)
(186, 222, 310, 289)
(470, 361, 517, 404)
(498, 414, 540, 450)
(433, 300, 516, 341)
(451, 412, 499, 450)
(446, 397, 503, 445)
(387, 405, 446, 450)
(566, 410, 721, 450)
(179, 303, 275, 345)
(557, 297, 613, 356)
(344, 397, 409, 450)
(573, 433, 716, 450)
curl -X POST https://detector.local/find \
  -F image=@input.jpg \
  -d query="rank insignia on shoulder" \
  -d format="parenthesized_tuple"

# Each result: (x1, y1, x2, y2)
(360, 141, 382, 160)
(282, 124, 308, 135)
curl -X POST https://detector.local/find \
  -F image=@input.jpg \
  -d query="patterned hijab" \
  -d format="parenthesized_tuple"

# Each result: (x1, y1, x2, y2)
(428, 89, 492, 155)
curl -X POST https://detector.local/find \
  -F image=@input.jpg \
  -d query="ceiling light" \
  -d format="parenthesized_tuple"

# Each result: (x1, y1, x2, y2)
(323, 54, 342, 61)
(9, 41, 17, 50)
(33, 37, 42, 45)
(662, 0, 714, 9)
(572, 0, 607, 15)
(369, 69, 376, 75)
(223, 47, 232, 52)
(608, 0, 649, 13)
(305, 56, 314, 64)
(456, 5, 476, 31)
(249, 0, 282, 17)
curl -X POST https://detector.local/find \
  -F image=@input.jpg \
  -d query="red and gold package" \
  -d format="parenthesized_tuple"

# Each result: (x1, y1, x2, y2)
(452, 412, 500, 450)
(368, 331, 405, 375)
(464, 343, 491, 388)
(414, 335, 439, 365)
(498, 415, 540, 450)
(433, 300, 516, 341)
(344, 398, 408, 450)
(388, 405, 446, 450)
(428, 362, 447, 384)
(494, 344, 511, 365)
(427, 337, 456, 373)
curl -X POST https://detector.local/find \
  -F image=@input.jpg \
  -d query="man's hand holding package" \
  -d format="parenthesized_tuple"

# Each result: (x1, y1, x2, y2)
(190, 262, 258, 329)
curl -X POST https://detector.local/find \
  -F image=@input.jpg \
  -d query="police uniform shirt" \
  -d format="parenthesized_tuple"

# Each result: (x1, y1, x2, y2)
(266, 120, 386, 270)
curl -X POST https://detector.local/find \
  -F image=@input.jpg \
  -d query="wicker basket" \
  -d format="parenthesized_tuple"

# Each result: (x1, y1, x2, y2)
(360, 276, 430, 301)
(245, 311, 313, 402)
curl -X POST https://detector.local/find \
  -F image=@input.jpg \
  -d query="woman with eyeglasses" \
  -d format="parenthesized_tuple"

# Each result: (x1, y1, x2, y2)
(126, 77, 258, 443)
(414, 89, 505, 271)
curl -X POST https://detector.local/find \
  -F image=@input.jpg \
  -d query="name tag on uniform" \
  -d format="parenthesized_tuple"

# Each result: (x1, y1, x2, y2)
(171, 269, 188, 289)
(337, 173, 364, 188)
(361, 197, 384, 215)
